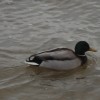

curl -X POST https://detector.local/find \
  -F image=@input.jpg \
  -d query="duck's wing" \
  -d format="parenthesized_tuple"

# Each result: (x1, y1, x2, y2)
(26, 48, 76, 63)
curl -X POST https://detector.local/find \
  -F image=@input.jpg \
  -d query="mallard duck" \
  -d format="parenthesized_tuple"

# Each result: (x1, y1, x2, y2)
(25, 41, 97, 70)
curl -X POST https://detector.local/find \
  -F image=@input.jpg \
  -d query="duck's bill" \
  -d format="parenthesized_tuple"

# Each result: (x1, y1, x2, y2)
(89, 48, 97, 52)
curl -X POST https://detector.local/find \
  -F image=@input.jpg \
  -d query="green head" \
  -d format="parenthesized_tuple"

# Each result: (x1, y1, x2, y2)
(75, 41, 97, 55)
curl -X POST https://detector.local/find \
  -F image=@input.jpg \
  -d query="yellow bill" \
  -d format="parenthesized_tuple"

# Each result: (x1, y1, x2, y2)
(89, 47, 97, 52)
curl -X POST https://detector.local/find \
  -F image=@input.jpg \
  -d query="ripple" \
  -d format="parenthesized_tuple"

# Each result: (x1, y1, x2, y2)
(0, 66, 34, 89)
(0, 0, 100, 99)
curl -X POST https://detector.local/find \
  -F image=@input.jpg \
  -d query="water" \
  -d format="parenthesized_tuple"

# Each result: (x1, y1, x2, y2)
(0, 0, 100, 100)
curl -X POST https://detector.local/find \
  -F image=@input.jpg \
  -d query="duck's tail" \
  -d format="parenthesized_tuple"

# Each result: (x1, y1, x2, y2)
(25, 61, 39, 65)
(25, 55, 42, 66)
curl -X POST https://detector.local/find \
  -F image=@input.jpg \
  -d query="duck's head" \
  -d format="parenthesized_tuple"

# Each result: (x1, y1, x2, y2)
(75, 41, 97, 55)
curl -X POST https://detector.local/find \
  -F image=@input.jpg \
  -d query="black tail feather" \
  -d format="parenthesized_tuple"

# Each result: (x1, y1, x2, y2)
(26, 56, 42, 65)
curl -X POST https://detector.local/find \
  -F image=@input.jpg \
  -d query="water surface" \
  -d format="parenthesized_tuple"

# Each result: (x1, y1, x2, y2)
(0, 0, 100, 100)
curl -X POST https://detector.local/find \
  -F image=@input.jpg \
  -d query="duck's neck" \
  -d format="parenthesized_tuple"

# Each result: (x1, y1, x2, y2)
(77, 54, 86, 56)
(75, 50, 87, 64)
(77, 54, 87, 65)
(75, 50, 86, 56)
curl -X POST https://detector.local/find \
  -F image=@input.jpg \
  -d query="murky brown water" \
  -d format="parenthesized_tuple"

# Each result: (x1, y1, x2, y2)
(0, 0, 100, 100)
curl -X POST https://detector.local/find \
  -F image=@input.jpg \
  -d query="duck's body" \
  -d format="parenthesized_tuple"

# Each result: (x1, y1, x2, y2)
(25, 41, 97, 70)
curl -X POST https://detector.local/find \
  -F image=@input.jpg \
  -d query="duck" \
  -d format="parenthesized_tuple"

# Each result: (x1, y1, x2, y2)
(25, 41, 97, 70)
